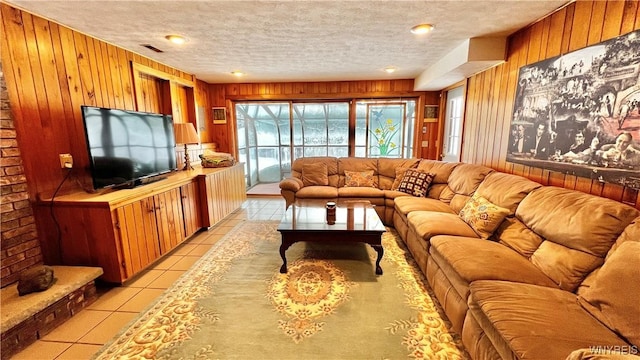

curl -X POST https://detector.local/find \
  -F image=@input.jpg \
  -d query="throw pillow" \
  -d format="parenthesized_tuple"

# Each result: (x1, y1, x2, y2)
(459, 193, 510, 239)
(301, 163, 329, 186)
(396, 169, 435, 197)
(578, 241, 640, 346)
(391, 167, 414, 190)
(344, 170, 375, 187)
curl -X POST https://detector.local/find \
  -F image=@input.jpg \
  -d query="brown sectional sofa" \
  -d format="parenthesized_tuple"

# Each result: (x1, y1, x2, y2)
(279, 156, 640, 360)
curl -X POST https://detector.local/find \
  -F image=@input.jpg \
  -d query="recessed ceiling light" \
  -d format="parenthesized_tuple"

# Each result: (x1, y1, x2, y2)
(165, 35, 186, 44)
(231, 71, 244, 77)
(410, 24, 434, 35)
(383, 66, 397, 74)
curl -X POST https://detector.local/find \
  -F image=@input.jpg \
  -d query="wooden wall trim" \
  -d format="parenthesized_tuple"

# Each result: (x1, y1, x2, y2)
(131, 62, 195, 87)
(224, 90, 426, 101)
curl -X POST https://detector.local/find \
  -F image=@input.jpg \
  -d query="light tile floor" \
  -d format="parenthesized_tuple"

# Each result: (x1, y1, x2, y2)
(12, 196, 285, 360)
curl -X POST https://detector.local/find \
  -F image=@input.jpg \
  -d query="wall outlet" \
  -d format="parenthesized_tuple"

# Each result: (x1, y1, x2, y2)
(59, 154, 73, 168)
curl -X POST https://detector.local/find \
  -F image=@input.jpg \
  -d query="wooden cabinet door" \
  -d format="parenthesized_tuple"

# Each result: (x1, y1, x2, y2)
(115, 197, 161, 279)
(155, 187, 185, 254)
(181, 182, 202, 238)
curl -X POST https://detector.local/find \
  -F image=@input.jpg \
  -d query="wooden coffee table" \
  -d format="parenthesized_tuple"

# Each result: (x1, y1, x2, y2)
(277, 200, 386, 275)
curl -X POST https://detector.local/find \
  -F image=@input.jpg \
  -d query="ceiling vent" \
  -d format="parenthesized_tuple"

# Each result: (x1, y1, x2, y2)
(140, 44, 164, 53)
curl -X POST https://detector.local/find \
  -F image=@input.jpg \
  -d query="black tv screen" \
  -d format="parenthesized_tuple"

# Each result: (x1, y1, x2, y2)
(81, 106, 177, 190)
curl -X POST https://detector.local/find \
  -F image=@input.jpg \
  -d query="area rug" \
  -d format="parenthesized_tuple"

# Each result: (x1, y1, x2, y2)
(93, 221, 468, 359)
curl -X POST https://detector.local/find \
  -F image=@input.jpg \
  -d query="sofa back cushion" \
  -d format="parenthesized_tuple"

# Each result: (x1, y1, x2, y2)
(440, 163, 493, 212)
(416, 160, 460, 200)
(494, 217, 544, 258)
(577, 241, 640, 346)
(516, 186, 640, 292)
(301, 163, 329, 186)
(291, 157, 339, 187)
(416, 160, 459, 185)
(578, 215, 640, 293)
(378, 158, 420, 190)
(475, 172, 541, 215)
(337, 157, 378, 187)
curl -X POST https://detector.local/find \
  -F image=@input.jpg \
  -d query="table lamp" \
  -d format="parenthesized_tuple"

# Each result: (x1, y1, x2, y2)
(173, 122, 199, 170)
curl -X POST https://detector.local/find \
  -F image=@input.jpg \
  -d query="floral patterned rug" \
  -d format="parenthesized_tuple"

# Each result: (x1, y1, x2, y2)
(93, 221, 468, 359)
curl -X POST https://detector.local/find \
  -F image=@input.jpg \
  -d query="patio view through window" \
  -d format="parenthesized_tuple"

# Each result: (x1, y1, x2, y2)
(235, 99, 417, 188)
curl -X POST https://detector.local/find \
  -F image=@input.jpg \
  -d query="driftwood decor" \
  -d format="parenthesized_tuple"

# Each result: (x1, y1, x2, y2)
(507, 29, 640, 190)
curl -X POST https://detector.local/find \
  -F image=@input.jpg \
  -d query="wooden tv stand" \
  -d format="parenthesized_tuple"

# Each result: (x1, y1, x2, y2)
(34, 164, 246, 284)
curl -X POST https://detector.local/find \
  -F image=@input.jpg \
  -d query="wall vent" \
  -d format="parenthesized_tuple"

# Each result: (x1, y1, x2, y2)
(140, 44, 164, 53)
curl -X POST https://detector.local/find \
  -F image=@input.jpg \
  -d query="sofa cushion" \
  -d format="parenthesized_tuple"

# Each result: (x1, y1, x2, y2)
(337, 186, 384, 198)
(459, 193, 510, 239)
(494, 217, 544, 258)
(295, 186, 338, 199)
(578, 241, 640, 346)
(468, 281, 628, 360)
(446, 163, 493, 196)
(578, 216, 640, 294)
(475, 172, 541, 214)
(407, 211, 478, 243)
(429, 237, 557, 301)
(344, 170, 375, 187)
(416, 160, 459, 184)
(396, 169, 435, 197)
(378, 158, 419, 190)
(445, 163, 493, 213)
(517, 186, 640, 292)
(426, 183, 448, 200)
(394, 196, 455, 216)
(291, 157, 340, 187)
(301, 163, 328, 186)
(603, 215, 640, 260)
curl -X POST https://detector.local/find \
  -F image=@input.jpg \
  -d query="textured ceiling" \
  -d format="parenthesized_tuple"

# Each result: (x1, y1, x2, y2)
(5, 0, 571, 88)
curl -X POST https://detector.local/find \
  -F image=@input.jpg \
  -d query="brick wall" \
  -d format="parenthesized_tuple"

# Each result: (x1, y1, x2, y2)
(0, 63, 43, 288)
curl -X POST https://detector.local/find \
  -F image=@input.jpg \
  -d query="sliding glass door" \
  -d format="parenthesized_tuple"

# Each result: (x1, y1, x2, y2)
(236, 99, 416, 188)
(236, 103, 291, 187)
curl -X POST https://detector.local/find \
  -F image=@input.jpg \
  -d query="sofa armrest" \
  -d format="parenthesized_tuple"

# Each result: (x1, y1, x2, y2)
(279, 177, 303, 192)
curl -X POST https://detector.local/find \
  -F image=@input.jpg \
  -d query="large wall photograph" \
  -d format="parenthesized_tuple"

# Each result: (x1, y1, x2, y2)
(507, 29, 640, 190)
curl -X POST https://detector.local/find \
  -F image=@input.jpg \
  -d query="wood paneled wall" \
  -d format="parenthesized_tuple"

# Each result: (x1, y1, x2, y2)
(205, 80, 438, 157)
(0, 4, 199, 200)
(462, 0, 640, 209)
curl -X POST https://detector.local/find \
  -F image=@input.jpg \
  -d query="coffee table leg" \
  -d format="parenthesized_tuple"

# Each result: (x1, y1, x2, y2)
(279, 240, 293, 273)
(371, 245, 384, 275)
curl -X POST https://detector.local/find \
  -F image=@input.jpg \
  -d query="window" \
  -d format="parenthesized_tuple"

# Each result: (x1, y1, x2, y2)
(355, 100, 416, 158)
(236, 99, 417, 188)
(442, 87, 464, 162)
(293, 102, 349, 159)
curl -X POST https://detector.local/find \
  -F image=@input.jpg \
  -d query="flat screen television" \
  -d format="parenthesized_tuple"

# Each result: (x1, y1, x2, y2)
(81, 106, 177, 190)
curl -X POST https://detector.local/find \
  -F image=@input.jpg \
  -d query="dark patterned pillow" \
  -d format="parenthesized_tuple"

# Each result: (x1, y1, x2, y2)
(397, 169, 435, 197)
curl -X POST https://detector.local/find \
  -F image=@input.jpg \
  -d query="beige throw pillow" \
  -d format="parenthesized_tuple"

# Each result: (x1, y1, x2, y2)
(301, 163, 329, 186)
(344, 170, 375, 187)
(578, 241, 640, 346)
(459, 193, 510, 239)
